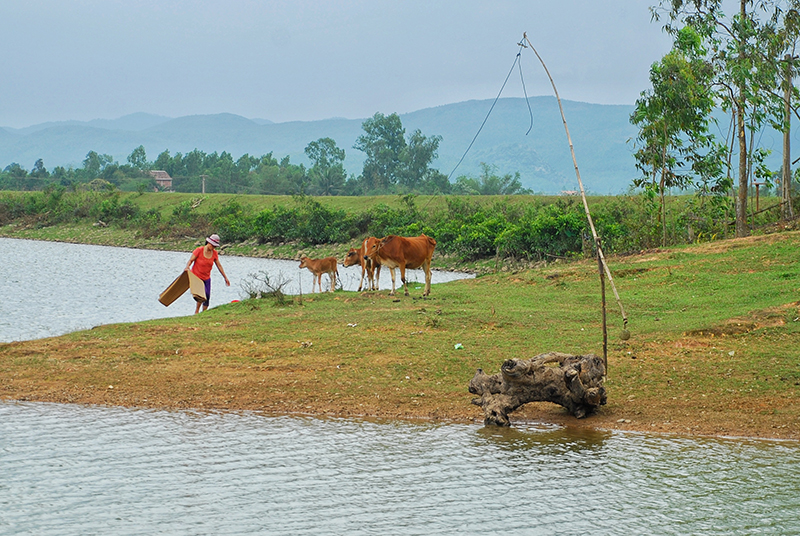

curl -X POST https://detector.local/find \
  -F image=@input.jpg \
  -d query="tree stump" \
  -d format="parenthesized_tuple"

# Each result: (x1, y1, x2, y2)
(468, 352, 606, 426)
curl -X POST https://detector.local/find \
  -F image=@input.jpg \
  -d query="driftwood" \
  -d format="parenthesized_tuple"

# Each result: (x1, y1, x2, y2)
(469, 352, 606, 426)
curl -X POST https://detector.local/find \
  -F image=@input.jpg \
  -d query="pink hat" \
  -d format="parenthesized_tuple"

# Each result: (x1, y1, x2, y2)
(206, 234, 221, 247)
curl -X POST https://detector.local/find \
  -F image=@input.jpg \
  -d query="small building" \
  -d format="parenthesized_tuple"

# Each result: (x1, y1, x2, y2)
(149, 170, 173, 190)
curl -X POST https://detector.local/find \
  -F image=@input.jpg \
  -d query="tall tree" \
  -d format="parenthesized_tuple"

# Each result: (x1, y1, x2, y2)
(655, 0, 799, 236)
(354, 112, 444, 193)
(305, 137, 346, 195)
(631, 27, 719, 245)
(399, 129, 442, 190)
(127, 145, 149, 171)
(82, 151, 114, 178)
(353, 112, 407, 191)
(30, 158, 49, 178)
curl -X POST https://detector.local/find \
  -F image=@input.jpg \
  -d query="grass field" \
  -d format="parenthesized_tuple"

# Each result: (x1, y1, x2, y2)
(2, 226, 800, 439)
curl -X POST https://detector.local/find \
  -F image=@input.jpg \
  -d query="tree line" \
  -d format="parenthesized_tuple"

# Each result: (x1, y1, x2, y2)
(0, 112, 530, 197)
(631, 0, 800, 242)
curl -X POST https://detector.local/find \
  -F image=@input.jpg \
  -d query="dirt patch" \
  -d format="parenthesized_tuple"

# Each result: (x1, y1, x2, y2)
(685, 303, 797, 336)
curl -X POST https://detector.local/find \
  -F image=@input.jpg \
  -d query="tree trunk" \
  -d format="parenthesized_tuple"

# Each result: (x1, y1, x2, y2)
(736, 100, 749, 237)
(735, 0, 750, 238)
(468, 352, 607, 426)
(783, 54, 794, 221)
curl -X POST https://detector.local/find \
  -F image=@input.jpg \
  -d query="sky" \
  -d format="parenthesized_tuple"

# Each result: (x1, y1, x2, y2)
(0, 1, 673, 128)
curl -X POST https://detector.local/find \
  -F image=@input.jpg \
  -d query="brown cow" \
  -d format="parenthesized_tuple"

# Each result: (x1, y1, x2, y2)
(344, 237, 382, 291)
(366, 234, 436, 296)
(299, 256, 339, 293)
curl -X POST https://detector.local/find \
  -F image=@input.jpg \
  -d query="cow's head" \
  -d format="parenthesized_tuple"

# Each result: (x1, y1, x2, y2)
(364, 236, 383, 260)
(343, 248, 361, 267)
(299, 256, 309, 269)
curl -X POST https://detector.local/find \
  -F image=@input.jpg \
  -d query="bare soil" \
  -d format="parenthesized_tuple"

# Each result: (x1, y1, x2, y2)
(2, 334, 798, 441)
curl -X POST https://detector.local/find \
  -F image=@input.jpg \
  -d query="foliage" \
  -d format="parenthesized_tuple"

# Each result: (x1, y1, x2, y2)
(651, 0, 800, 237)
(452, 163, 532, 195)
(5, 184, 793, 264)
(352, 112, 448, 195)
(305, 138, 347, 196)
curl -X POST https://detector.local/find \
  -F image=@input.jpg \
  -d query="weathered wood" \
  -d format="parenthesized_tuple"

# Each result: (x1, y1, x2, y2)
(469, 352, 606, 426)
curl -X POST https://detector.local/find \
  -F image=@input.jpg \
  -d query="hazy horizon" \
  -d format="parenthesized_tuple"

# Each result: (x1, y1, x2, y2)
(1, 1, 671, 129)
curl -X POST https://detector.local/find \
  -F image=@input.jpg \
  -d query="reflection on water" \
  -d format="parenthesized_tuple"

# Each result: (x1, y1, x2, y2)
(2, 401, 799, 536)
(0, 237, 472, 342)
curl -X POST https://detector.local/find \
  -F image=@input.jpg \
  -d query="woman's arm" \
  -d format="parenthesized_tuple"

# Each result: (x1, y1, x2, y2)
(215, 258, 231, 286)
(185, 252, 198, 271)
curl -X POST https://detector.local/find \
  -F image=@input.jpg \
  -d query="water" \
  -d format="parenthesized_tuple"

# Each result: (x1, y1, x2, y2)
(2, 239, 799, 535)
(0, 237, 472, 343)
(2, 402, 799, 535)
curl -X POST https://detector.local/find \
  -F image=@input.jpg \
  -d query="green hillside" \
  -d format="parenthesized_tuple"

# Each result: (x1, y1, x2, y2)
(0, 98, 639, 194)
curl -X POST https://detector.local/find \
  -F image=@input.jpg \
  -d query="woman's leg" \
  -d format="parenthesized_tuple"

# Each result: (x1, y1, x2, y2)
(202, 278, 211, 312)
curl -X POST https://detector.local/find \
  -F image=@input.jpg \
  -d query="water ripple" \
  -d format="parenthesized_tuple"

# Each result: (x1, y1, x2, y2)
(2, 402, 799, 535)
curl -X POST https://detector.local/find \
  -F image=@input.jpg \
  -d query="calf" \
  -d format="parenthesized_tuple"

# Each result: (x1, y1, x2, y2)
(299, 256, 339, 293)
(343, 237, 381, 291)
(366, 234, 436, 296)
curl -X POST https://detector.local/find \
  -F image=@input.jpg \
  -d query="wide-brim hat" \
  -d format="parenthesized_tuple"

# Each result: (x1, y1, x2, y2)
(206, 234, 221, 247)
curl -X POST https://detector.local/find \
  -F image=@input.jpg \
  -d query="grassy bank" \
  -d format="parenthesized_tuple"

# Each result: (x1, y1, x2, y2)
(2, 228, 800, 440)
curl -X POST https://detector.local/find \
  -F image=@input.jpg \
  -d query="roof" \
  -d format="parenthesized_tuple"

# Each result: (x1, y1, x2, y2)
(149, 170, 172, 179)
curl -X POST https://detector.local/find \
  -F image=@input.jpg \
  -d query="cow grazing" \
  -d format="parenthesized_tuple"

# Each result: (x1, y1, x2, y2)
(344, 237, 381, 291)
(299, 256, 339, 292)
(366, 234, 436, 296)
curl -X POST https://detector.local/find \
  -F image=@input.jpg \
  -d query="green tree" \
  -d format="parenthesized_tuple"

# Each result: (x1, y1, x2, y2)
(399, 129, 442, 190)
(354, 112, 445, 194)
(655, 0, 800, 237)
(453, 163, 531, 195)
(4, 163, 26, 179)
(305, 137, 346, 195)
(354, 112, 407, 191)
(127, 145, 149, 171)
(154, 149, 172, 172)
(29, 158, 49, 178)
(82, 151, 114, 178)
(631, 27, 720, 245)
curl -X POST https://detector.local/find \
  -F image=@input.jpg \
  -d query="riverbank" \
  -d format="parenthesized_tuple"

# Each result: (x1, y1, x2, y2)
(2, 227, 800, 440)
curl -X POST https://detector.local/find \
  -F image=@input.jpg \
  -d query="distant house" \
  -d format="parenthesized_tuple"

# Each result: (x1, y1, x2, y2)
(560, 190, 578, 196)
(149, 170, 173, 190)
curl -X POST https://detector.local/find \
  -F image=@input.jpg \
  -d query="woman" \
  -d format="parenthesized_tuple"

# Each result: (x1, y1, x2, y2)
(185, 233, 230, 314)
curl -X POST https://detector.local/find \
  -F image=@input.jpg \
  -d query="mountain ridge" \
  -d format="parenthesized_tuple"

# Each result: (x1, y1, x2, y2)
(0, 98, 641, 193)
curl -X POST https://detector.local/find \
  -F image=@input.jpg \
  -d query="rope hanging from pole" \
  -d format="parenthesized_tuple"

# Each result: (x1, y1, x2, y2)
(447, 43, 534, 181)
(520, 32, 629, 366)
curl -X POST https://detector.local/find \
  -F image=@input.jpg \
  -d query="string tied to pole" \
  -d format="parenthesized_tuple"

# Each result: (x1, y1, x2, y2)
(520, 32, 628, 369)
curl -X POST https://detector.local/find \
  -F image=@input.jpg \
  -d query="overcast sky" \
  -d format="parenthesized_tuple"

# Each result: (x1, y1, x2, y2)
(1, 1, 673, 128)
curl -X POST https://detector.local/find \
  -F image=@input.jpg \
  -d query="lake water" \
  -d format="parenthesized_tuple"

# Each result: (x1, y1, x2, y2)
(0, 237, 472, 343)
(2, 402, 800, 535)
(2, 239, 799, 535)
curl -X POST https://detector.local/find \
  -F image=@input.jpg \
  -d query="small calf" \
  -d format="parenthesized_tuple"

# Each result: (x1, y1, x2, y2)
(299, 256, 339, 292)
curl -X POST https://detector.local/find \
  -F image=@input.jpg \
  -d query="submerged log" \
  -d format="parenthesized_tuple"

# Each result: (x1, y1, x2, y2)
(468, 352, 606, 426)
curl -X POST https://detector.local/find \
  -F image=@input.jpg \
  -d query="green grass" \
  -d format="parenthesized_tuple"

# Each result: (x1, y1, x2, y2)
(3, 222, 800, 436)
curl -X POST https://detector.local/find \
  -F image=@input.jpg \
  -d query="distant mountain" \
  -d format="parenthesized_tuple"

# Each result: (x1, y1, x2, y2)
(0, 98, 645, 193)
(6, 113, 172, 136)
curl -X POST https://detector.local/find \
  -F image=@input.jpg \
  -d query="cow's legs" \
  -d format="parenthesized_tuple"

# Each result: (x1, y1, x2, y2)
(357, 263, 366, 292)
(330, 271, 336, 292)
(387, 267, 397, 295)
(373, 264, 381, 290)
(400, 264, 409, 296)
(423, 260, 432, 296)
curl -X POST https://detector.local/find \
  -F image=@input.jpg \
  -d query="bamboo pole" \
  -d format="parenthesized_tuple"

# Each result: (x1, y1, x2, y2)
(521, 33, 628, 369)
